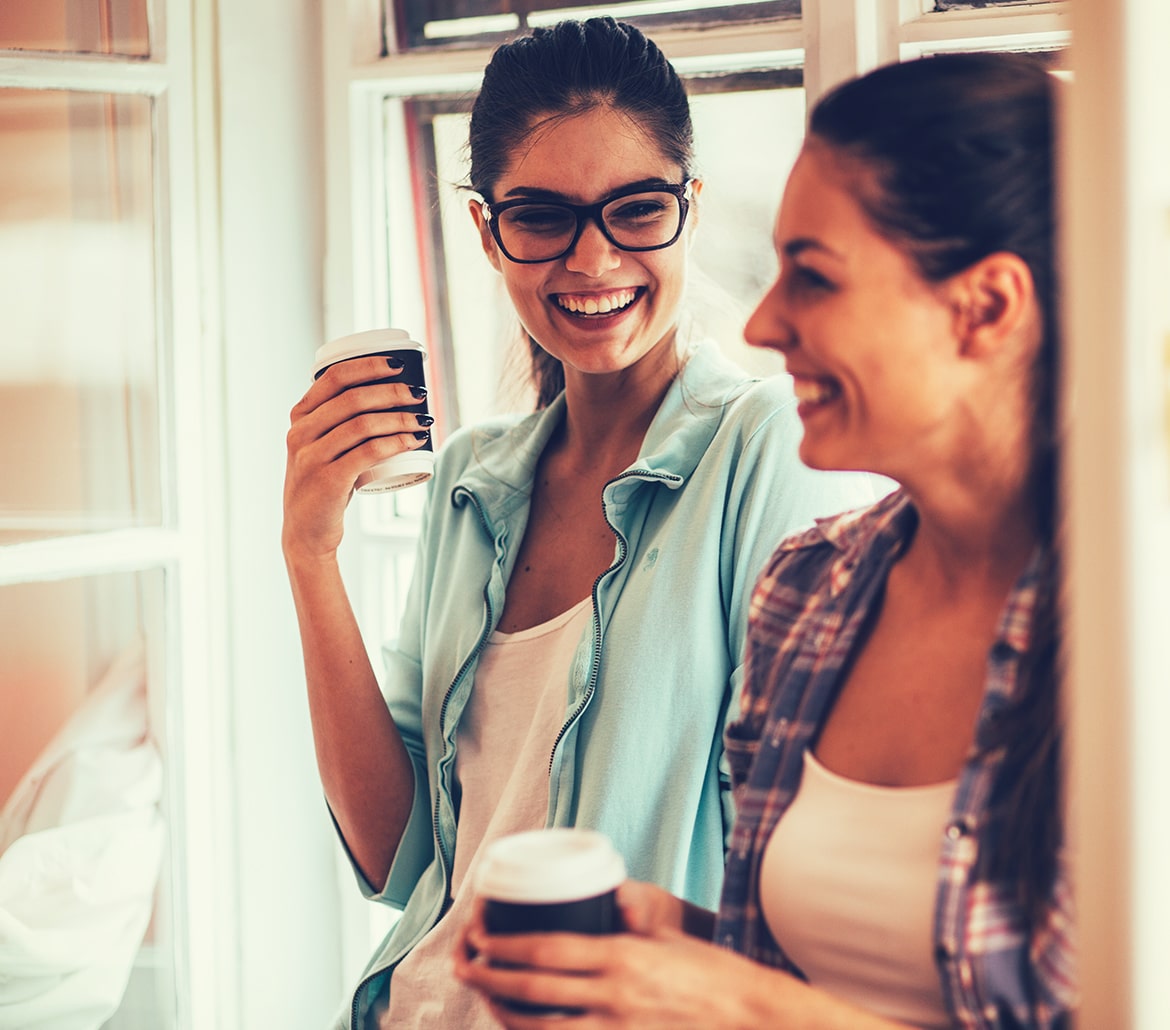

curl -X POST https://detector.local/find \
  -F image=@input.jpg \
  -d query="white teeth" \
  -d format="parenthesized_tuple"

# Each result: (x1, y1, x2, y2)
(792, 377, 839, 405)
(557, 289, 637, 315)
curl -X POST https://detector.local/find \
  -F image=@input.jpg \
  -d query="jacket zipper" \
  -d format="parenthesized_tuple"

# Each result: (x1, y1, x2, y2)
(431, 489, 498, 883)
(547, 468, 680, 776)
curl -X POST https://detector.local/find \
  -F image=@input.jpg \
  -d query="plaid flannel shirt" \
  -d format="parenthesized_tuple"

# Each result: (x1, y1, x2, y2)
(715, 489, 1077, 1029)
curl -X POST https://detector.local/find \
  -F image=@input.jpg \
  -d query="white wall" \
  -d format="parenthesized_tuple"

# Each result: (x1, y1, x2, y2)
(215, 0, 343, 1025)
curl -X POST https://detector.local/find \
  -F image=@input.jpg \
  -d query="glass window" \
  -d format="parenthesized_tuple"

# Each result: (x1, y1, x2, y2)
(0, 1, 150, 57)
(685, 79, 806, 376)
(0, 568, 175, 1030)
(0, 88, 161, 545)
(390, 0, 800, 51)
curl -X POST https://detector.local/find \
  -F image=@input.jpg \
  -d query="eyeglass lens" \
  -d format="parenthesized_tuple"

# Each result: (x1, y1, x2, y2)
(495, 190, 684, 262)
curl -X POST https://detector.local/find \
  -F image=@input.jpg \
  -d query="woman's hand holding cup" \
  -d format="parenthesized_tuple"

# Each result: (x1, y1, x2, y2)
(284, 329, 433, 563)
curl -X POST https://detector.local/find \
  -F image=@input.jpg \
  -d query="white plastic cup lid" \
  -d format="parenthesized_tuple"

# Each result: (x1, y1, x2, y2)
(312, 328, 426, 376)
(476, 829, 627, 904)
(356, 450, 433, 493)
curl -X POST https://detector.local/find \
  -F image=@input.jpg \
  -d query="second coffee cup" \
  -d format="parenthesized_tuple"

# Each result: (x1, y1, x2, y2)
(312, 328, 433, 493)
(476, 828, 627, 1016)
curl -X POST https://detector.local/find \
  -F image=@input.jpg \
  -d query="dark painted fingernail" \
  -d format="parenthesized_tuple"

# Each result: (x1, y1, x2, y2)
(413, 430, 430, 440)
(386, 356, 405, 370)
(409, 385, 427, 399)
(416, 414, 435, 427)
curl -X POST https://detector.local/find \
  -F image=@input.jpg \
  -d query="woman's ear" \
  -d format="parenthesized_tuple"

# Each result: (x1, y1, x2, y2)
(949, 251, 1038, 359)
(468, 198, 502, 272)
(684, 178, 703, 245)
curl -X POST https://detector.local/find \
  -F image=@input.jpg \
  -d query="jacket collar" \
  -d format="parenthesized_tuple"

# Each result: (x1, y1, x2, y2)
(451, 339, 755, 522)
(637, 339, 756, 479)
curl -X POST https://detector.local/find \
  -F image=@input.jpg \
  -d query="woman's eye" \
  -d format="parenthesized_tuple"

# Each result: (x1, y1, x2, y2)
(787, 265, 834, 294)
(503, 206, 574, 235)
(609, 199, 668, 225)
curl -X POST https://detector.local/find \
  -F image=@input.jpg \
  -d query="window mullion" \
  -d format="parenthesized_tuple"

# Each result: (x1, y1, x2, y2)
(803, 0, 898, 106)
(0, 52, 171, 93)
(0, 528, 182, 585)
(155, 0, 239, 1023)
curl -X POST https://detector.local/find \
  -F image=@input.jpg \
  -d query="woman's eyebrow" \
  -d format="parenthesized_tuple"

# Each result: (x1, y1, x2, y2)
(500, 177, 674, 202)
(782, 237, 845, 263)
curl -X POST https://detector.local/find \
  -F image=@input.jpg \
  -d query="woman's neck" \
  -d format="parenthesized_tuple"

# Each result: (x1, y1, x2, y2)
(899, 480, 1040, 600)
(556, 339, 680, 472)
(893, 383, 1042, 594)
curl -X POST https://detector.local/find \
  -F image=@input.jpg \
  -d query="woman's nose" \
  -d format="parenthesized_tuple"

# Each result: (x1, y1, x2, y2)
(744, 280, 796, 354)
(563, 217, 622, 277)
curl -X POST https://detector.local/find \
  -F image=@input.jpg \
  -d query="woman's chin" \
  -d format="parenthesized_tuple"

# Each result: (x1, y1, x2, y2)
(797, 438, 853, 474)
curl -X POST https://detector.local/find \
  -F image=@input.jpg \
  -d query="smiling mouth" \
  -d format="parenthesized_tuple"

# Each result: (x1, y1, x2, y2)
(792, 375, 841, 408)
(554, 288, 640, 317)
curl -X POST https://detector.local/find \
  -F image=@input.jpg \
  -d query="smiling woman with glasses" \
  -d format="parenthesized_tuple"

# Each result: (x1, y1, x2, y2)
(282, 17, 877, 1030)
(480, 179, 694, 263)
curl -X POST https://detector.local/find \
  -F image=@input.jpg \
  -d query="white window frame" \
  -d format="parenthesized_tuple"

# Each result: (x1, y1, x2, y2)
(0, 0, 237, 1025)
(1063, 1, 1170, 1027)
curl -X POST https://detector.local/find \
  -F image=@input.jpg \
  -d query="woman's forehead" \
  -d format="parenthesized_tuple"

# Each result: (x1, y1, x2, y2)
(497, 106, 676, 195)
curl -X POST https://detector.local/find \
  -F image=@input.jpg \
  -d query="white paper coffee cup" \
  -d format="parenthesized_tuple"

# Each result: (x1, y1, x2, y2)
(312, 328, 433, 493)
(476, 829, 627, 1015)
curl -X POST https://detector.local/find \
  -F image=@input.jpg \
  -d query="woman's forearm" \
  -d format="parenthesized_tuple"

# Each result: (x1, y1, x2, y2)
(286, 550, 416, 889)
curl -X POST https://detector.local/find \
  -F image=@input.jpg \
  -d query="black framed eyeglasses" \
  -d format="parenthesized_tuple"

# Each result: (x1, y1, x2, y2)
(480, 181, 693, 264)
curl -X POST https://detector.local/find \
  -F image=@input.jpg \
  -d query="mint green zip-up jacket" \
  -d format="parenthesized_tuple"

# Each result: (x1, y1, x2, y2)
(338, 342, 881, 1027)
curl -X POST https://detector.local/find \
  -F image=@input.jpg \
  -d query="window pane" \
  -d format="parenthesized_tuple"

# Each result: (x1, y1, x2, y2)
(0, 569, 175, 1029)
(391, 0, 799, 50)
(0, 0, 150, 57)
(685, 84, 805, 376)
(0, 89, 162, 544)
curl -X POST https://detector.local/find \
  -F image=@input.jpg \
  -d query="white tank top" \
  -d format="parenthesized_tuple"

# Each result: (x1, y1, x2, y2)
(385, 596, 592, 1028)
(759, 749, 955, 1029)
